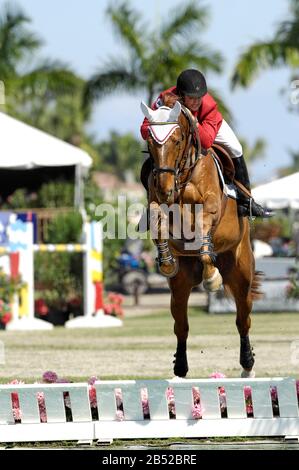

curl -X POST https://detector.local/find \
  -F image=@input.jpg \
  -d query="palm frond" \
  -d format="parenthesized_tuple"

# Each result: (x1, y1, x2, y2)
(0, 2, 41, 70)
(106, 1, 146, 60)
(232, 41, 299, 88)
(19, 65, 84, 94)
(177, 41, 224, 73)
(161, 1, 208, 42)
(83, 66, 141, 108)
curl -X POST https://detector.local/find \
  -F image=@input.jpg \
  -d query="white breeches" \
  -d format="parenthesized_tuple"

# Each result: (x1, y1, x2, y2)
(214, 119, 243, 158)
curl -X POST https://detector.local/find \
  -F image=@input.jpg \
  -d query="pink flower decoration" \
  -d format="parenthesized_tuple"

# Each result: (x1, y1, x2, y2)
(209, 372, 226, 379)
(42, 371, 58, 383)
(6, 380, 24, 422)
(9, 379, 25, 385)
(37, 392, 47, 423)
(12, 406, 22, 421)
(244, 385, 252, 400)
(116, 410, 124, 421)
(219, 390, 227, 412)
(192, 403, 203, 419)
(89, 385, 98, 409)
(115, 388, 122, 408)
(246, 403, 253, 415)
(141, 388, 150, 416)
(192, 387, 200, 403)
(88, 376, 98, 385)
(270, 386, 278, 402)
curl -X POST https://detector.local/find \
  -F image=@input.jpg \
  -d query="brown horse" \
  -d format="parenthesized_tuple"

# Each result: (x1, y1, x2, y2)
(141, 100, 261, 378)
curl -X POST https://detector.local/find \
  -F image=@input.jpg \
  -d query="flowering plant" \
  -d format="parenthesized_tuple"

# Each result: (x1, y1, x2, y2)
(0, 299, 12, 327)
(103, 292, 124, 318)
(0, 268, 24, 327)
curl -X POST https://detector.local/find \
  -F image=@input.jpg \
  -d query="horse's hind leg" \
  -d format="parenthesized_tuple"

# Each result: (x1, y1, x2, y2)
(168, 257, 196, 377)
(223, 248, 255, 378)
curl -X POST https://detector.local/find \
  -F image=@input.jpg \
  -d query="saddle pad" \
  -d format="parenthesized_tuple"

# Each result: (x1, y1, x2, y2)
(212, 153, 237, 200)
(226, 184, 237, 199)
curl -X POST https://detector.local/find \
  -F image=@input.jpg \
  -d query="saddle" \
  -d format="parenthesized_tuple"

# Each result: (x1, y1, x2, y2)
(210, 145, 252, 199)
(210, 144, 235, 183)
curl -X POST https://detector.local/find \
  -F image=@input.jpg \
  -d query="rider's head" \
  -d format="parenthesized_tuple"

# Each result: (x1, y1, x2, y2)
(176, 69, 207, 112)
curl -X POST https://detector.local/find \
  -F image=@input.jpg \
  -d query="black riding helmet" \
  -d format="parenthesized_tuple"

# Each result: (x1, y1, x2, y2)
(176, 69, 207, 98)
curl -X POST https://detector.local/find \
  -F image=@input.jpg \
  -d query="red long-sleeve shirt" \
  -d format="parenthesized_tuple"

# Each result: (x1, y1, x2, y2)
(140, 86, 223, 149)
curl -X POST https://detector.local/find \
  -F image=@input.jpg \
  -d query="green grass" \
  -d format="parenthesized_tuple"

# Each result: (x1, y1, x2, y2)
(0, 309, 298, 382)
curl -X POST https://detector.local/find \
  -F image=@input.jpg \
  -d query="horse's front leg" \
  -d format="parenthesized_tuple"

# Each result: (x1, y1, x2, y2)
(149, 201, 178, 278)
(168, 258, 194, 377)
(200, 195, 223, 292)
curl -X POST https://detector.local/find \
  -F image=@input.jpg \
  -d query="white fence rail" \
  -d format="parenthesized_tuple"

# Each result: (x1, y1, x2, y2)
(0, 378, 298, 442)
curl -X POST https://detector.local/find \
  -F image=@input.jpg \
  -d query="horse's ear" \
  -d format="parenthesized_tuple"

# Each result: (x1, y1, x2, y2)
(140, 101, 154, 121)
(169, 101, 181, 121)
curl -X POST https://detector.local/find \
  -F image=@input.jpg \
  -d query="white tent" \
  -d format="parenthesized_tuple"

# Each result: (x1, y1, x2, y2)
(252, 172, 299, 209)
(0, 112, 92, 208)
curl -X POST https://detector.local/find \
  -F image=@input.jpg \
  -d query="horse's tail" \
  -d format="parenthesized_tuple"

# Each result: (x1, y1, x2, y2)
(223, 270, 264, 300)
(251, 270, 264, 300)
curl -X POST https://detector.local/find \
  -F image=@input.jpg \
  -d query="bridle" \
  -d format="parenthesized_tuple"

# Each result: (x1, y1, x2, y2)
(149, 106, 202, 192)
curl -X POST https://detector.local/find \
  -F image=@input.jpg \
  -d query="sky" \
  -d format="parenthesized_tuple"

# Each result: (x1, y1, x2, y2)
(1, 0, 298, 184)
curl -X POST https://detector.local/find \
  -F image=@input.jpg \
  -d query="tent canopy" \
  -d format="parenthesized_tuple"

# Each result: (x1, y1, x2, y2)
(0, 112, 92, 208)
(0, 112, 92, 169)
(252, 172, 299, 209)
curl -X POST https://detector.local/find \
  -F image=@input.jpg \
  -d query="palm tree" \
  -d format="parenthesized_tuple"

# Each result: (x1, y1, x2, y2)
(84, 0, 232, 120)
(0, 3, 90, 142)
(232, 0, 299, 87)
(0, 3, 40, 80)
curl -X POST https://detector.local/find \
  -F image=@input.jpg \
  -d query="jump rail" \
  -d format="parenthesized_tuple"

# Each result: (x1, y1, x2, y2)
(0, 378, 298, 443)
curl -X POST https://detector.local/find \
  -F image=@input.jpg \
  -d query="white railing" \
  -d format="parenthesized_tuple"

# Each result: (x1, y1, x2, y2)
(0, 378, 298, 443)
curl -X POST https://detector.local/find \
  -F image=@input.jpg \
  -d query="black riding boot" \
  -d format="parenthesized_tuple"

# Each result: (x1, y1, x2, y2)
(233, 156, 273, 218)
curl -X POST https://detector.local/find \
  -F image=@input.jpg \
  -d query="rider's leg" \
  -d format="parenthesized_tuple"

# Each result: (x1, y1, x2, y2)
(214, 119, 273, 218)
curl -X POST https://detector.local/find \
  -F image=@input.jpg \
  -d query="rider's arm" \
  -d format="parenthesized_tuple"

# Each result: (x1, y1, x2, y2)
(196, 94, 223, 149)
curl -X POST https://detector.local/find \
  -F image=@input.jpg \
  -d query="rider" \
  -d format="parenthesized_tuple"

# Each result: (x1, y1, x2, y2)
(140, 68, 272, 218)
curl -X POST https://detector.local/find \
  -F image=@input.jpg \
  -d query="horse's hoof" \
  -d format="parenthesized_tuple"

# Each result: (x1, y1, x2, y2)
(157, 258, 179, 278)
(173, 356, 188, 377)
(203, 268, 223, 292)
(173, 368, 188, 378)
(241, 369, 255, 378)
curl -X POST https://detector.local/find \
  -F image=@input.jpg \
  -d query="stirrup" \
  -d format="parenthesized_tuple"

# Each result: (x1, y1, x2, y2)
(238, 199, 274, 219)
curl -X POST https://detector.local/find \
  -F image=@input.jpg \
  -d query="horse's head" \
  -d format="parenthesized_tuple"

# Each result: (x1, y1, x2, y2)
(141, 101, 189, 204)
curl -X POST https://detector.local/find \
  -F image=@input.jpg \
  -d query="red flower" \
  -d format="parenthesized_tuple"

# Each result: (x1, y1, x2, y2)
(1, 312, 12, 325)
(35, 299, 49, 316)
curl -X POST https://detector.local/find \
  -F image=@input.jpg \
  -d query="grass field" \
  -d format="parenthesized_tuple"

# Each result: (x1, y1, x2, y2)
(0, 309, 298, 383)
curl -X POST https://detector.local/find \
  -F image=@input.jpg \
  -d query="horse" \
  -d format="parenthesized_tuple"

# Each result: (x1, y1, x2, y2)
(140, 99, 261, 378)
